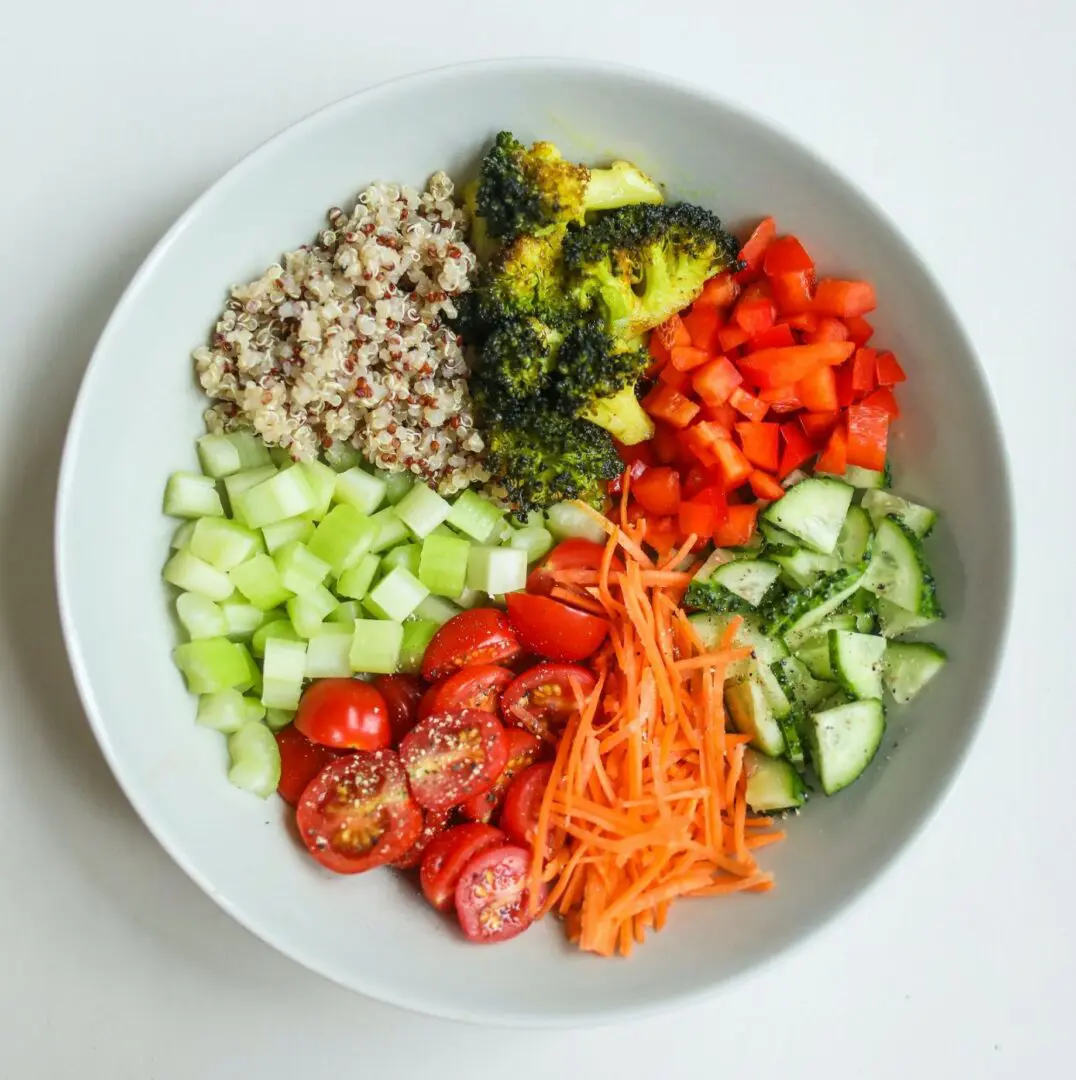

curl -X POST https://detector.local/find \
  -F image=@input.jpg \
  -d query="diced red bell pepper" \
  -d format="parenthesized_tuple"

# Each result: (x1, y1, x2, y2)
(799, 411, 840, 442)
(678, 498, 717, 539)
(735, 422, 781, 472)
(699, 400, 739, 429)
(767, 396, 803, 415)
(851, 348, 878, 397)
(803, 316, 849, 345)
(779, 422, 816, 478)
(875, 351, 907, 385)
(614, 439, 656, 467)
(659, 363, 692, 392)
(695, 483, 730, 522)
(645, 516, 680, 555)
(713, 503, 760, 547)
(681, 464, 711, 500)
(737, 218, 777, 281)
(784, 313, 818, 333)
(862, 386, 900, 419)
(647, 332, 670, 372)
(733, 282, 777, 337)
(763, 235, 815, 277)
(680, 305, 723, 353)
(655, 313, 691, 351)
(796, 365, 839, 413)
(846, 404, 889, 471)
(812, 279, 877, 318)
(680, 421, 731, 468)
(816, 422, 848, 474)
(669, 344, 711, 373)
(843, 315, 874, 347)
(607, 459, 648, 496)
(770, 271, 815, 314)
(758, 383, 800, 406)
(729, 387, 769, 423)
(711, 439, 754, 490)
(738, 342, 855, 390)
(748, 470, 786, 502)
(632, 466, 681, 516)
(651, 421, 682, 465)
(697, 271, 740, 309)
(834, 361, 856, 408)
(746, 323, 796, 351)
(717, 324, 749, 353)
(692, 355, 743, 407)
(642, 383, 700, 429)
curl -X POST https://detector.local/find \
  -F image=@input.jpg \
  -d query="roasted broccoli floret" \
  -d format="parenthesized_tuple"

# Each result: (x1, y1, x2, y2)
(471, 316, 563, 404)
(563, 202, 742, 336)
(475, 227, 576, 326)
(480, 404, 623, 519)
(476, 131, 663, 239)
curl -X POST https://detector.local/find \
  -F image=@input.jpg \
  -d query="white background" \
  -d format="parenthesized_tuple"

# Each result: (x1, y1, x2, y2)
(1, 1, 1072, 1076)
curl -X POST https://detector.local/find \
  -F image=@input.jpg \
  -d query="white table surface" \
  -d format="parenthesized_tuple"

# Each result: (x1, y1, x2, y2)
(2, 1, 1072, 1076)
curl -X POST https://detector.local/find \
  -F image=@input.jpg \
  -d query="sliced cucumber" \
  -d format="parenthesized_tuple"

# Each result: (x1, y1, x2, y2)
(776, 707, 807, 770)
(771, 656, 836, 709)
(821, 464, 889, 490)
(771, 548, 843, 590)
(725, 678, 785, 757)
(883, 642, 948, 704)
(767, 567, 866, 646)
(689, 612, 789, 667)
(744, 749, 806, 811)
(875, 597, 940, 638)
(710, 559, 782, 607)
(839, 589, 878, 634)
(862, 489, 937, 539)
(795, 638, 834, 680)
(692, 548, 736, 582)
(807, 699, 886, 795)
(762, 477, 855, 554)
(861, 518, 942, 617)
(828, 630, 886, 700)
(834, 505, 873, 565)
(759, 521, 801, 550)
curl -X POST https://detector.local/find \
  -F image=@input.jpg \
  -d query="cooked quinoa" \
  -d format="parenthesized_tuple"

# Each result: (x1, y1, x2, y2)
(194, 172, 489, 496)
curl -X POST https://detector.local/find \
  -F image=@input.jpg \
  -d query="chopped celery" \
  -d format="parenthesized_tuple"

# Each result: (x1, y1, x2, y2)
(375, 468, 414, 505)
(164, 472, 224, 519)
(446, 489, 505, 543)
(305, 633, 354, 678)
(309, 621, 352, 636)
(173, 638, 257, 694)
(261, 517, 315, 554)
(220, 600, 268, 641)
(299, 460, 337, 521)
(176, 592, 227, 640)
(418, 532, 471, 597)
(233, 467, 318, 529)
(451, 586, 483, 610)
(269, 445, 292, 467)
(196, 431, 271, 478)
(273, 541, 330, 595)
(350, 618, 403, 674)
(366, 566, 429, 621)
(414, 594, 463, 625)
(334, 467, 388, 515)
(328, 600, 361, 624)
(336, 553, 380, 600)
(369, 507, 411, 553)
(399, 618, 440, 675)
(251, 618, 298, 657)
(196, 689, 266, 733)
(286, 585, 337, 638)
(508, 525, 554, 564)
(323, 440, 365, 472)
(467, 545, 528, 595)
(307, 504, 377, 576)
(227, 721, 281, 799)
(171, 520, 196, 549)
(546, 501, 607, 544)
(395, 482, 451, 538)
(164, 549, 234, 602)
(264, 708, 294, 731)
(228, 554, 293, 610)
(223, 464, 277, 514)
(189, 516, 262, 571)
(261, 637, 307, 710)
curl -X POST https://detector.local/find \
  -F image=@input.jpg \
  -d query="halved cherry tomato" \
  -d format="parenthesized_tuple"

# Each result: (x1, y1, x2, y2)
(418, 664, 515, 721)
(274, 724, 344, 807)
(372, 674, 425, 745)
(391, 808, 453, 870)
(458, 728, 542, 823)
(296, 750, 422, 874)
(455, 844, 542, 944)
(419, 822, 506, 911)
(399, 709, 509, 810)
(526, 538, 612, 596)
(294, 678, 391, 751)
(421, 609, 522, 682)
(500, 663, 597, 743)
(505, 593, 609, 662)
(500, 762, 554, 849)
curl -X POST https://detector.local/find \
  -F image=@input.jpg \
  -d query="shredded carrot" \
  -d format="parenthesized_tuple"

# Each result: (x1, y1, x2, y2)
(530, 502, 787, 956)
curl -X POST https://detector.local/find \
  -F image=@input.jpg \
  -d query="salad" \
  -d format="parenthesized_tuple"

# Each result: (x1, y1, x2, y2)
(162, 133, 948, 956)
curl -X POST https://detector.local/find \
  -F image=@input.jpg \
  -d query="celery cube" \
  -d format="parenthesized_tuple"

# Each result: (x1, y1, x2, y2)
(369, 508, 411, 553)
(336, 554, 380, 601)
(164, 549, 234, 602)
(176, 592, 228, 640)
(307, 504, 377, 576)
(163, 472, 225, 519)
(189, 516, 262, 571)
(446, 489, 504, 543)
(286, 585, 337, 638)
(350, 619, 403, 675)
(261, 638, 307, 710)
(305, 634, 354, 678)
(227, 721, 281, 798)
(219, 600, 268, 641)
(376, 469, 414, 505)
(273, 541, 330, 595)
(467, 546, 528, 595)
(261, 517, 315, 554)
(228, 554, 293, 610)
(365, 566, 429, 622)
(334, 467, 388, 515)
(413, 595, 463, 626)
(418, 532, 471, 597)
(395, 482, 451, 538)
(327, 600, 362, 624)
(223, 465, 277, 512)
(299, 460, 337, 521)
(233, 467, 318, 529)
(196, 431, 271, 478)
(173, 638, 257, 694)
(382, 543, 423, 576)
(398, 619, 440, 675)
(251, 618, 299, 658)
(196, 689, 266, 733)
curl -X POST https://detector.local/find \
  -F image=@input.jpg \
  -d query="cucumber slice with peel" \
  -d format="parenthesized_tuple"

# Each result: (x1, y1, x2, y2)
(834, 506, 873, 565)
(709, 559, 782, 607)
(724, 678, 785, 757)
(771, 549, 843, 590)
(744, 749, 805, 811)
(883, 642, 948, 704)
(875, 597, 940, 638)
(861, 518, 942, 616)
(828, 630, 886, 700)
(807, 699, 886, 795)
(762, 477, 855, 554)
(862, 489, 937, 538)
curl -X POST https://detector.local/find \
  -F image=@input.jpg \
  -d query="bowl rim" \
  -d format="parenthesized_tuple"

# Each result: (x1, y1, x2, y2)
(54, 55, 1015, 1027)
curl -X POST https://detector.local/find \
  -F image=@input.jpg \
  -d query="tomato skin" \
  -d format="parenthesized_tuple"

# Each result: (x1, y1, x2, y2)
(275, 724, 344, 807)
(458, 728, 542, 823)
(294, 678, 391, 751)
(418, 665, 515, 721)
(421, 609, 522, 683)
(500, 663, 597, 742)
(420, 823, 506, 911)
(372, 674, 425, 746)
(399, 709, 510, 811)
(454, 844, 543, 944)
(500, 762, 554, 849)
(296, 750, 422, 874)
(391, 808, 453, 870)
(526, 539, 612, 595)
(505, 593, 609, 662)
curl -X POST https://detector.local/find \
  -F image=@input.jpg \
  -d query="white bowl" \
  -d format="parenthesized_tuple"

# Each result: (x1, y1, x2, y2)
(55, 58, 1013, 1026)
